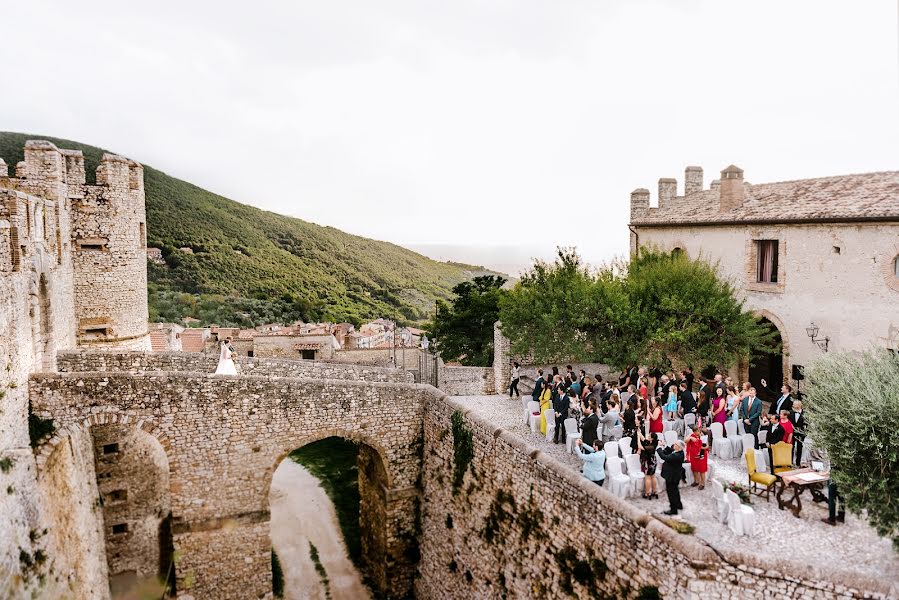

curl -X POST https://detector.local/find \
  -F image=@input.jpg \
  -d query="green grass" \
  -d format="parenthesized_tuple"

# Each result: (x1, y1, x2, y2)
(0, 131, 501, 327)
(288, 438, 361, 568)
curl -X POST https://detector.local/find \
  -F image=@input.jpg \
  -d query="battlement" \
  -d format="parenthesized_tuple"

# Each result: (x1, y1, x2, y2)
(0, 140, 143, 193)
(629, 164, 747, 222)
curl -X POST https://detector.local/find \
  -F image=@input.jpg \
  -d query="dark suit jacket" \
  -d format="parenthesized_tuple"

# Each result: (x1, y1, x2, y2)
(531, 377, 545, 400)
(581, 413, 599, 447)
(679, 390, 696, 415)
(769, 394, 793, 415)
(553, 394, 570, 421)
(657, 446, 685, 483)
(792, 411, 807, 438)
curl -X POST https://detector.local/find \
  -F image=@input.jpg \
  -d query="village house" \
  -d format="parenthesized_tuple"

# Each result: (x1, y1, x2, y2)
(629, 164, 899, 394)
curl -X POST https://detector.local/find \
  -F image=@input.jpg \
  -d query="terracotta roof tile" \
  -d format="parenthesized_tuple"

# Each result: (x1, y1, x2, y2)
(180, 329, 206, 353)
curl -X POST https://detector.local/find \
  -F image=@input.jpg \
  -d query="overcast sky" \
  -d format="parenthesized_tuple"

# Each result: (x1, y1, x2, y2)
(3, 1, 898, 274)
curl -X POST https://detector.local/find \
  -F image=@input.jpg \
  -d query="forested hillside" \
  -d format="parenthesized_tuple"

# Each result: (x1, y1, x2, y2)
(0, 132, 498, 326)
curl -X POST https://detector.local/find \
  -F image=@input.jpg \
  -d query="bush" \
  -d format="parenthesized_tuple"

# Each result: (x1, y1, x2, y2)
(805, 350, 899, 549)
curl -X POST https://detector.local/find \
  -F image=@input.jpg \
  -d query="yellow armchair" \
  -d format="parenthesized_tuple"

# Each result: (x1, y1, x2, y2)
(745, 448, 776, 501)
(771, 442, 794, 474)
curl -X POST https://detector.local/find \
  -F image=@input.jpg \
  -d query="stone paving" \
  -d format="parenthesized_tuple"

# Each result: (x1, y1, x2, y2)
(452, 394, 899, 583)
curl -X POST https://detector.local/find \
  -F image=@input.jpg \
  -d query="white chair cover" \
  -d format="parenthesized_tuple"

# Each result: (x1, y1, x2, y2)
(663, 430, 678, 447)
(740, 433, 756, 457)
(603, 441, 620, 460)
(543, 409, 556, 442)
(753, 448, 770, 473)
(724, 420, 741, 457)
(710, 422, 731, 460)
(736, 418, 745, 435)
(611, 424, 624, 440)
(625, 453, 644, 494)
(618, 437, 633, 457)
(564, 418, 580, 454)
(725, 489, 755, 536)
(711, 479, 730, 524)
(606, 456, 631, 499)
(757, 430, 768, 446)
(525, 400, 539, 425)
(684, 413, 696, 429)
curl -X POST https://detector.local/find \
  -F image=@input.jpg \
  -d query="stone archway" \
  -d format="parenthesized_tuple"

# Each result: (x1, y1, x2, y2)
(747, 310, 790, 402)
(268, 435, 391, 599)
(36, 415, 177, 599)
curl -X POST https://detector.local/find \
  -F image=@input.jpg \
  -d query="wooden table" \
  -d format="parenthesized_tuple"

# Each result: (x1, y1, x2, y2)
(775, 468, 829, 518)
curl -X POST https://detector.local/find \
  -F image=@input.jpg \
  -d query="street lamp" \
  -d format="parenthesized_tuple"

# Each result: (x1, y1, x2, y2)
(806, 322, 829, 352)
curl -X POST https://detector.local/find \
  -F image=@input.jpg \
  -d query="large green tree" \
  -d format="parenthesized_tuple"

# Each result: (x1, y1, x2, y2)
(428, 275, 507, 366)
(805, 350, 899, 549)
(499, 248, 777, 369)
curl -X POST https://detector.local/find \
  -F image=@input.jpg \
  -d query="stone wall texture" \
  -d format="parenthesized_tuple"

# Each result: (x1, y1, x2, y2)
(415, 394, 896, 600)
(29, 371, 427, 599)
(56, 350, 413, 383)
(438, 364, 495, 396)
(1, 138, 153, 598)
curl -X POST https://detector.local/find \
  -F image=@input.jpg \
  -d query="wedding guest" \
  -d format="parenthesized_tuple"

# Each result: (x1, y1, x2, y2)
(553, 387, 571, 444)
(685, 424, 709, 489)
(531, 369, 545, 401)
(509, 361, 521, 398)
(740, 387, 763, 447)
(637, 431, 659, 499)
(575, 439, 606, 487)
(791, 400, 807, 465)
(580, 401, 600, 448)
(600, 397, 620, 442)
(711, 387, 728, 427)
(658, 441, 685, 515)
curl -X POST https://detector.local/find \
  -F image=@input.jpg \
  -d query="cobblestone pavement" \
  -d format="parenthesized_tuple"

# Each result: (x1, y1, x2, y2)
(452, 394, 899, 583)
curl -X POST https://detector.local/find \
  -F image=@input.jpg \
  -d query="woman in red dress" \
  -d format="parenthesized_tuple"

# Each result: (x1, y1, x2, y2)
(686, 424, 709, 489)
(648, 396, 664, 435)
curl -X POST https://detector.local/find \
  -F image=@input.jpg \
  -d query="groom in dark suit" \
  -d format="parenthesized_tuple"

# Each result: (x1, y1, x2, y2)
(553, 390, 571, 444)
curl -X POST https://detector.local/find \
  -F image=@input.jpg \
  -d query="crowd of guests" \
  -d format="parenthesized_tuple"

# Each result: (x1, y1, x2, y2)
(511, 363, 809, 517)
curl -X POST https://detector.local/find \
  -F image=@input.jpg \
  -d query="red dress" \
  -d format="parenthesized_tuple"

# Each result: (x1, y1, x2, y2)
(686, 433, 708, 473)
(779, 419, 794, 445)
(649, 409, 664, 434)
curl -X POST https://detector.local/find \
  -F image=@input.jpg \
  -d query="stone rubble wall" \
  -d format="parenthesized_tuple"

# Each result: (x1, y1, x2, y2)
(55, 350, 413, 383)
(416, 393, 896, 600)
(439, 364, 495, 396)
(330, 346, 427, 371)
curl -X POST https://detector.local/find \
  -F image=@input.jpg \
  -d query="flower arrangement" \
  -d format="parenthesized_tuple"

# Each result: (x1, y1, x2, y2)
(726, 481, 752, 505)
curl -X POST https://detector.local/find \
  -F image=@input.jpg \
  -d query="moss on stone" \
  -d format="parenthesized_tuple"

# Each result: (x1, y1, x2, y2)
(450, 410, 474, 495)
(482, 489, 517, 545)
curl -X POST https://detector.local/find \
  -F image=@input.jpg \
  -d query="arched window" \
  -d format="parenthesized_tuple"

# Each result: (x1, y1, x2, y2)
(894, 255, 899, 278)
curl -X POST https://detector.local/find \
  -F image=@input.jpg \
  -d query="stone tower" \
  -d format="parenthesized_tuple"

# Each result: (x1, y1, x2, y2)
(70, 152, 151, 349)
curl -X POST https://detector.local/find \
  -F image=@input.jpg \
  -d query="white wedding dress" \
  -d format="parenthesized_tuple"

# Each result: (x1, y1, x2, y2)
(214, 342, 238, 375)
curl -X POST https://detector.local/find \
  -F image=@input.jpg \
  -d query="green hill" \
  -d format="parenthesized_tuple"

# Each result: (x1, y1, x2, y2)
(0, 132, 500, 327)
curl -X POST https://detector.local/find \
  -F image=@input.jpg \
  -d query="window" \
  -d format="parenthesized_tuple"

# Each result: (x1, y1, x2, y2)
(106, 489, 128, 503)
(756, 240, 779, 283)
(247, 350, 254, 358)
(300, 349, 316, 360)
(894, 256, 899, 278)
(111, 523, 128, 534)
(102, 443, 119, 455)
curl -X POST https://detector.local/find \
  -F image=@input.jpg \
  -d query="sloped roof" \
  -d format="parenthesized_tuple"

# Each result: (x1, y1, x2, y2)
(631, 170, 899, 226)
(149, 331, 168, 352)
(180, 329, 206, 353)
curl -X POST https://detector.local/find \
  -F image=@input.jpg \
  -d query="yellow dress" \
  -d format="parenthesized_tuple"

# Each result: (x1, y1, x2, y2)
(539, 388, 552, 435)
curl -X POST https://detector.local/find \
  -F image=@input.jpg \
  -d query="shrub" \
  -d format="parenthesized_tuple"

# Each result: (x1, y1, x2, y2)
(805, 350, 899, 549)
(450, 411, 474, 495)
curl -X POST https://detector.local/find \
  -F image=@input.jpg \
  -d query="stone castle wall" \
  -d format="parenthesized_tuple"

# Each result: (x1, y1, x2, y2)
(438, 364, 494, 396)
(29, 371, 428, 599)
(415, 393, 896, 600)
(0, 139, 150, 598)
(56, 350, 413, 383)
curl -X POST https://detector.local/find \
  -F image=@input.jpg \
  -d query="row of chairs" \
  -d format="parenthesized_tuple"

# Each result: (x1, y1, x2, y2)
(710, 479, 756, 536)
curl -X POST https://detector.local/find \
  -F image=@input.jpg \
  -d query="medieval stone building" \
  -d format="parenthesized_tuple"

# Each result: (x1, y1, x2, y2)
(629, 165, 899, 391)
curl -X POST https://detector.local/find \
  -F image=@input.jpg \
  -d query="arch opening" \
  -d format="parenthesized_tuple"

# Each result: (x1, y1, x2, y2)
(749, 317, 785, 402)
(269, 436, 387, 600)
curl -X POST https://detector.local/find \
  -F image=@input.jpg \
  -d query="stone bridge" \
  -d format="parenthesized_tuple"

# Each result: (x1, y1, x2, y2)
(29, 364, 429, 599)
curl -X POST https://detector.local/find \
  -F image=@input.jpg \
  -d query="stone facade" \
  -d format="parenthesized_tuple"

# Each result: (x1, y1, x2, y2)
(415, 394, 896, 599)
(0, 139, 150, 598)
(29, 370, 427, 599)
(629, 165, 899, 382)
(438, 364, 495, 396)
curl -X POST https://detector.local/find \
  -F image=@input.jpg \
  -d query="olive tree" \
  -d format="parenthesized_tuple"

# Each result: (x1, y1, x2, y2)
(805, 349, 899, 549)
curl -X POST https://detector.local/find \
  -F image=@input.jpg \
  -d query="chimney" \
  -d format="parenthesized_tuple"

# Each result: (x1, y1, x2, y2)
(685, 166, 703, 195)
(630, 188, 650, 221)
(658, 178, 677, 209)
(719, 165, 744, 211)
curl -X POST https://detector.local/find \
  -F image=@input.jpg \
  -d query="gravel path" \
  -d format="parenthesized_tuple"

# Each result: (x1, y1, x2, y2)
(452, 394, 899, 584)
(270, 460, 371, 600)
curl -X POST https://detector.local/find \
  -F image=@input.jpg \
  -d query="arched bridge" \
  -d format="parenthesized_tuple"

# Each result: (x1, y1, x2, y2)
(29, 356, 430, 599)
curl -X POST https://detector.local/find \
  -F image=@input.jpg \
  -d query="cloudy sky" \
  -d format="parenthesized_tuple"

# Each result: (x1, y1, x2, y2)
(3, 1, 898, 274)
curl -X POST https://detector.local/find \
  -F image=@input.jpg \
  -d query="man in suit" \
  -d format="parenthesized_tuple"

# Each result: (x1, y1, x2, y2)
(678, 382, 696, 417)
(553, 389, 571, 444)
(740, 387, 764, 448)
(600, 398, 620, 442)
(766, 382, 794, 416)
(531, 369, 545, 402)
(658, 440, 686, 515)
(580, 401, 600, 448)
(791, 400, 807, 465)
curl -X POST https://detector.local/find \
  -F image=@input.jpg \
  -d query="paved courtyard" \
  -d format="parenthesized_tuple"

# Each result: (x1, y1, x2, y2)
(451, 394, 899, 585)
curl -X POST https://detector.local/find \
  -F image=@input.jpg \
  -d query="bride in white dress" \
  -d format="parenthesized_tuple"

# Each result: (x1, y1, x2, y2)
(214, 336, 238, 375)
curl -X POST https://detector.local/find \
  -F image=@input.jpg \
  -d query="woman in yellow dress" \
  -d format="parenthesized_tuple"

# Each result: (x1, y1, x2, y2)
(539, 375, 558, 434)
